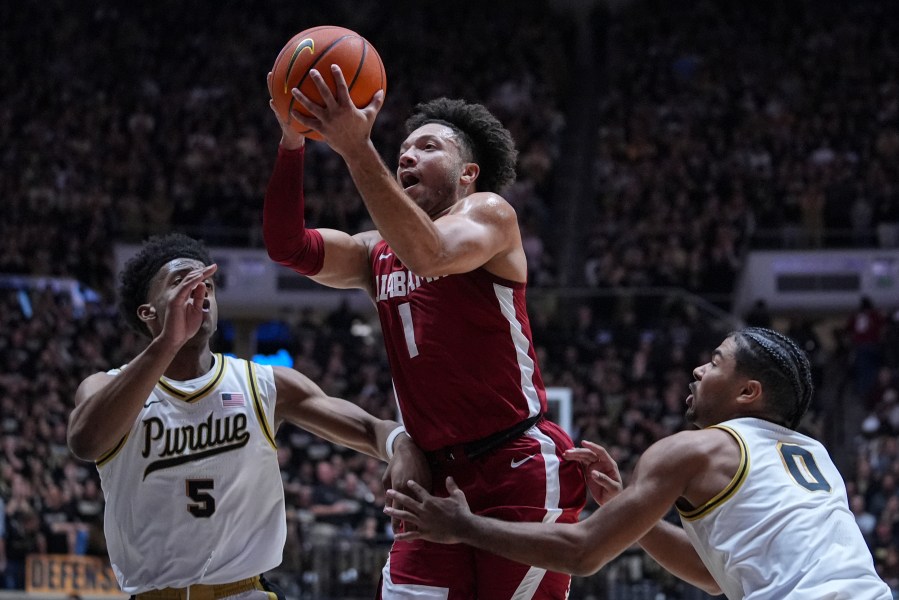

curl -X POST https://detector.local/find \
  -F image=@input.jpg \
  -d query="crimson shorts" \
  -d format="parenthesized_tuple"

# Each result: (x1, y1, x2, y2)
(379, 419, 586, 599)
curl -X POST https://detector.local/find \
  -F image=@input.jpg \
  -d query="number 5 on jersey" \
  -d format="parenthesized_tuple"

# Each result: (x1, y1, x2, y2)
(186, 479, 216, 517)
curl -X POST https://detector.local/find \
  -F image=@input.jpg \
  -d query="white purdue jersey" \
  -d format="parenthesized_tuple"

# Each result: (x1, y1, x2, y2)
(678, 417, 890, 600)
(96, 354, 286, 594)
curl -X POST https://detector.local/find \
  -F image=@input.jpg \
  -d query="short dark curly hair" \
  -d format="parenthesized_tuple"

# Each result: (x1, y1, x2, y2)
(118, 233, 213, 337)
(731, 327, 814, 429)
(404, 98, 518, 193)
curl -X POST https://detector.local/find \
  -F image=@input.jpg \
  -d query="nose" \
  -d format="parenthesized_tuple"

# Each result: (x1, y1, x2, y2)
(398, 149, 417, 168)
(692, 364, 704, 380)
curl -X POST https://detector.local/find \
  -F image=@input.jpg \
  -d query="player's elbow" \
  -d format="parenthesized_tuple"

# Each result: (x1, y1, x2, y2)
(695, 578, 723, 596)
(263, 237, 292, 265)
(567, 549, 607, 578)
(564, 532, 610, 577)
(67, 428, 99, 462)
(67, 416, 106, 462)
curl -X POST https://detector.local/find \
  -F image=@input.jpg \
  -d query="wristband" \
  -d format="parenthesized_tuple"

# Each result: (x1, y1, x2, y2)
(385, 425, 408, 460)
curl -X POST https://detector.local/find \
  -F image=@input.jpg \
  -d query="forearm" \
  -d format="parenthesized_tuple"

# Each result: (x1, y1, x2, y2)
(68, 338, 178, 460)
(457, 517, 605, 577)
(342, 142, 443, 273)
(263, 145, 325, 274)
(293, 396, 401, 460)
(638, 521, 721, 594)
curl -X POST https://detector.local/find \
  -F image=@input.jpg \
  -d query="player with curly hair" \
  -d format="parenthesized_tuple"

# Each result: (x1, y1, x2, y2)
(262, 68, 585, 599)
(386, 328, 892, 599)
(68, 233, 426, 598)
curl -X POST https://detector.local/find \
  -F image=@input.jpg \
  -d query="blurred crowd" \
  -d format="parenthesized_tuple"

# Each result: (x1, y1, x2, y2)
(2, 285, 898, 592)
(2, 0, 899, 596)
(0, 0, 573, 299)
(583, 0, 899, 297)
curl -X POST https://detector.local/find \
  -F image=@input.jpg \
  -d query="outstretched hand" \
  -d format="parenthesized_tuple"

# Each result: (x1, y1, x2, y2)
(564, 440, 623, 506)
(384, 477, 472, 544)
(288, 65, 384, 158)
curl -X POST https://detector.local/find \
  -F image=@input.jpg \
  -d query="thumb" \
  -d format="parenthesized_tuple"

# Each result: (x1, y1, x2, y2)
(446, 476, 464, 498)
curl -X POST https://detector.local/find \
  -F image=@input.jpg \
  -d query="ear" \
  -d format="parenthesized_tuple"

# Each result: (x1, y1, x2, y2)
(460, 162, 479, 188)
(735, 379, 763, 407)
(137, 304, 157, 323)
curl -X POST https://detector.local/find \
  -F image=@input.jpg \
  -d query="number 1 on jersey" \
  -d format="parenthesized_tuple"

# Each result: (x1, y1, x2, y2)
(398, 302, 420, 358)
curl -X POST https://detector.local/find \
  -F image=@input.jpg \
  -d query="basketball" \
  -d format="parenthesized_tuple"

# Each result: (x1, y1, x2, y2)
(269, 26, 386, 141)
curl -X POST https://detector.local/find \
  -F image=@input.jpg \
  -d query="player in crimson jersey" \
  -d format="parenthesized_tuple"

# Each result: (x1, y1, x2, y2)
(263, 67, 586, 599)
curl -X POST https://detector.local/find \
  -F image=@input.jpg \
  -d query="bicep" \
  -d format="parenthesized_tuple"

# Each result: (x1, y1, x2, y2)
(308, 229, 375, 292)
(422, 195, 519, 276)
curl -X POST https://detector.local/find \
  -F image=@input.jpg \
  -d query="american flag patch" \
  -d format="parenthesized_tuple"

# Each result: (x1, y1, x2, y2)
(221, 392, 245, 407)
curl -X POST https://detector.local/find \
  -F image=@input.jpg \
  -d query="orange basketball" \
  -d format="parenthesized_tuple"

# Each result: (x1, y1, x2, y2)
(269, 26, 386, 141)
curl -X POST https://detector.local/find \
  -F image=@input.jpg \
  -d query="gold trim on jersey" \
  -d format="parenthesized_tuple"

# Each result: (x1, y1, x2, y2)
(96, 433, 130, 467)
(247, 360, 277, 450)
(156, 353, 226, 402)
(678, 425, 749, 521)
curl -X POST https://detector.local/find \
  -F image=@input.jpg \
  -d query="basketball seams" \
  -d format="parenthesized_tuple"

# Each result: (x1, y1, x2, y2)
(286, 34, 355, 118)
(271, 26, 385, 140)
(271, 25, 333, 95)
(345, 37, 366, 93)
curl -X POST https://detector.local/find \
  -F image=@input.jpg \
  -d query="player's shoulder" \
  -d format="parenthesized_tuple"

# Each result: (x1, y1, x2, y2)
(647, 428, 738, 466)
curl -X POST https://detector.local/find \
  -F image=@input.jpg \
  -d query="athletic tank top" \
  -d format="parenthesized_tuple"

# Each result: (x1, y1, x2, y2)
(96, 354, 285, 594)
(370, 240, 545, 451)
(678, 417, 890, 599)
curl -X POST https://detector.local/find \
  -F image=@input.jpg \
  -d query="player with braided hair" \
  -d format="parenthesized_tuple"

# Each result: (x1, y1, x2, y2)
(387, 328, 891, 599)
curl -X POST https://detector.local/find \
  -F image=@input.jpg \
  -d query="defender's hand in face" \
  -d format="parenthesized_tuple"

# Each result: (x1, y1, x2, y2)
(157, 264, 218, 349)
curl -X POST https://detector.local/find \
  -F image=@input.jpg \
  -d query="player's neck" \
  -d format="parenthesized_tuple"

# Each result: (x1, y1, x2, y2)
(164, 347, 215, 381)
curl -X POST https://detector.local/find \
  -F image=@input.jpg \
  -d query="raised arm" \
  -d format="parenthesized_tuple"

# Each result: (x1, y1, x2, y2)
(68, 264, 216, 460)
(264, 88, 376, 293)
(287, 67, 525, 280)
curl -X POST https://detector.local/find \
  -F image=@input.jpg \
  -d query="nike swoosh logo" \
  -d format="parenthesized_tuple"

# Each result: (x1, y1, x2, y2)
(379, 253, 393, 260)
(284, 38, 315, 93)
(510, 454, 537, 469)
(144, 399, 163, 408)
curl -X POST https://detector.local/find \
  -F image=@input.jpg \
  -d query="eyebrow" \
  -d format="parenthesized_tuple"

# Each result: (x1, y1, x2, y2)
(399, 134, 446, 153)
(712, 349, 724, 360)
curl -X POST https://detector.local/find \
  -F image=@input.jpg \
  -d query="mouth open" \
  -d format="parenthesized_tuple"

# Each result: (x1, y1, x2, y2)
(399, 172, 420, 191)
(202, 299, 211, 313)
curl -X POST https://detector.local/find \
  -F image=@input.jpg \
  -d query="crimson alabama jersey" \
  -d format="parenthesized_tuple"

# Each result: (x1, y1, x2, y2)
(370, 239, 546, 451)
